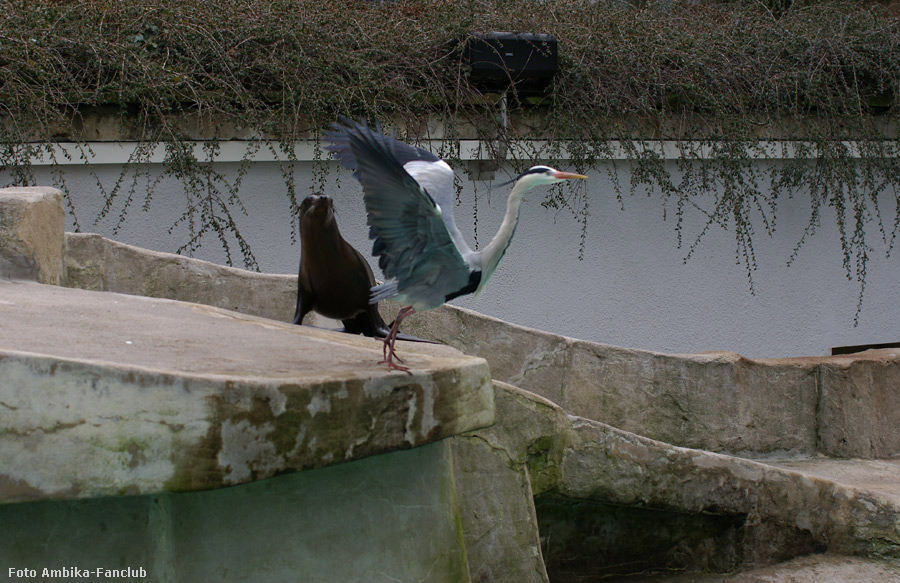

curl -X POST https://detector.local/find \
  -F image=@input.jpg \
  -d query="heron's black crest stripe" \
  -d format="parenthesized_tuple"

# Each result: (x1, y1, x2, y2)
(523, 166, 552, 175)
(444, 270, 482, 303)
(495, 165, 554, 187)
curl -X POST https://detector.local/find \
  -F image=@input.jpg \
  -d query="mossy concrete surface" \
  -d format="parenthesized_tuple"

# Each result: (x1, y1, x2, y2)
(0, 280, 494, 503)
(0, 187, 489, 582)
(0, 441, 471, 583)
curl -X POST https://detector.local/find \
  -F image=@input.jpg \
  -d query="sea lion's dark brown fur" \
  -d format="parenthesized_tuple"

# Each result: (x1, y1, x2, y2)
(292, 194, 431, 342)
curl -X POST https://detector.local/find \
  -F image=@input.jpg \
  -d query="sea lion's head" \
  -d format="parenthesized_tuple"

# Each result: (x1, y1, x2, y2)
(299, 194, 336, 232)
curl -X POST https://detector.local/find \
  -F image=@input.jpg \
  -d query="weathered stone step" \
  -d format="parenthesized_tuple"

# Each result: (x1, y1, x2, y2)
(0, 280, 494, 502)
(764, 457, 900, 506)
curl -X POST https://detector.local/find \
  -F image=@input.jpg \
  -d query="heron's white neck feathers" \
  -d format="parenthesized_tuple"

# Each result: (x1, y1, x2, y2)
(476, 177, 531, 292)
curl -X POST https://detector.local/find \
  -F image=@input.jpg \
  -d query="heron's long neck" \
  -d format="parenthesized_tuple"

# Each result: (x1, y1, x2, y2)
(479, 179, 529, 288)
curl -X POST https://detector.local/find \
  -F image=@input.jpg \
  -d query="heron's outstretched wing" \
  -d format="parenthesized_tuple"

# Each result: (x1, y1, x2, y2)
(326, 119, 474, 259)
(326, 120, 475, 310)
(326, 118, 441, 171)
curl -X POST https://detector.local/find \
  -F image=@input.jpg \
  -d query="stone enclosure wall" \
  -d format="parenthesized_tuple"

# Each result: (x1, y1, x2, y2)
(62, 211, 900, 461)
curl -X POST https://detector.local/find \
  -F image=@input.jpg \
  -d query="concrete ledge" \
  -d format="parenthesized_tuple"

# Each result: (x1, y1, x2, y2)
(0, 281, 494, 503)
(0, 187, 65, 285)
(401, 304, 900, 459)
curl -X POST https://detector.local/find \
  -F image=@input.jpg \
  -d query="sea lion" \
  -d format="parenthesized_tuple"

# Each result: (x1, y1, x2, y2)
(292, 194, 432, 343)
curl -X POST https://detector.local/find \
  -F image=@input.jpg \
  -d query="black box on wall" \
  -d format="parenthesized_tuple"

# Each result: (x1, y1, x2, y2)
(463, 32, 559, 94)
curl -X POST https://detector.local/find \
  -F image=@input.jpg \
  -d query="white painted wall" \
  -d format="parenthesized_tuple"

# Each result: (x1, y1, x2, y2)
(31, 154, 898, 358)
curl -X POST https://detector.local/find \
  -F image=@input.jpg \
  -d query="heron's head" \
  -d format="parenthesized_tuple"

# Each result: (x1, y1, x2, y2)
(502, 166, 587, 189)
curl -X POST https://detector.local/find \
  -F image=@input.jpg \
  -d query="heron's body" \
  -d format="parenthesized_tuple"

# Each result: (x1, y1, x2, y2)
(326, 120, 586, 372)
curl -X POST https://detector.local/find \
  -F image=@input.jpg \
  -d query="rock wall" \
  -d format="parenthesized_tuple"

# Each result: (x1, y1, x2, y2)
(455, 382, 900, 579)
(0, 187, 65, 285)
(398, 302, 900, 459)
(63, 223, 900, 460)
(65, 232, 296, 322)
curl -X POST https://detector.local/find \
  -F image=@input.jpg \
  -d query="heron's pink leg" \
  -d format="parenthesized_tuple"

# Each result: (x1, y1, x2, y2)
(380, 305, 415, 374)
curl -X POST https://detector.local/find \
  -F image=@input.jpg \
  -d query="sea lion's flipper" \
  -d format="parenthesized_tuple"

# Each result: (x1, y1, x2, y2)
(292, 285, 315, 325)
(341, 310, 384, 336)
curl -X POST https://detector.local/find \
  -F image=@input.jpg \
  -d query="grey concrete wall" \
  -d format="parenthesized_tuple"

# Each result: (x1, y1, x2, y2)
(29, 154, 900, 359)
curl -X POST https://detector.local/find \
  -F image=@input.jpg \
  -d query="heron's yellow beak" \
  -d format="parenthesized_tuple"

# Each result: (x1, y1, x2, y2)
(552, 171, 587, 180)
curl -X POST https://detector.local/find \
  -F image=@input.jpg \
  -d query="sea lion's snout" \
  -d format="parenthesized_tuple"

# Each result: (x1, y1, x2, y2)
(300, 194, 335, 227)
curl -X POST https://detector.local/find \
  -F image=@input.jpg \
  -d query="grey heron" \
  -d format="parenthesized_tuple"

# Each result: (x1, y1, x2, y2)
(326, 119, 586, 372)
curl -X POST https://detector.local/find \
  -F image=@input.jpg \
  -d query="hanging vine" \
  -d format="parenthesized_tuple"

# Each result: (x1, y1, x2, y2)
(0, 0, 897, 318)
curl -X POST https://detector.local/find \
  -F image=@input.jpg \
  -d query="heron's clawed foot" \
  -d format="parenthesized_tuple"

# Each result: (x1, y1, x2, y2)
(379, 346, 411, 374)
(380, 335, 411, 374)
(381, 337, 405, 364)
(377, 306, 415, 375)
